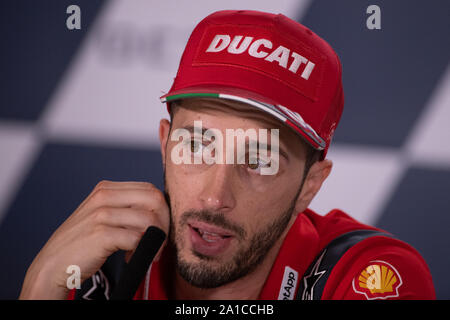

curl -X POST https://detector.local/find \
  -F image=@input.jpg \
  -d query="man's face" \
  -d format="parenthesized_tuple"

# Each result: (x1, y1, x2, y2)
(162, 98, 308, 288)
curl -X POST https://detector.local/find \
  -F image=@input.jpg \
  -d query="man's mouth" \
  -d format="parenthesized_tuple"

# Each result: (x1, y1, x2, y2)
(187, 221, 234, 256)
(193, 227, 232, 242)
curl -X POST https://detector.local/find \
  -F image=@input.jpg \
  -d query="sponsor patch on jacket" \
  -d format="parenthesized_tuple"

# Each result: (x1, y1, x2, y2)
(352, 260, 403, 300)
(278, 266, 299, 300)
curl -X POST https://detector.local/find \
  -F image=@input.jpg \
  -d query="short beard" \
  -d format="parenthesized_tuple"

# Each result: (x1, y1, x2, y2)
(164, 186, 298, 289)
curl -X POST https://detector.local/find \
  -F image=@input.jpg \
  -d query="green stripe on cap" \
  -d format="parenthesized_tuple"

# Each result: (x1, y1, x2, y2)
(162, 93, 219, 102)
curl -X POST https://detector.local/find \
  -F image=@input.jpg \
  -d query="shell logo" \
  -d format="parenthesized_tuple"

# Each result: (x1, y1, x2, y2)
(352, 260, 403, 300)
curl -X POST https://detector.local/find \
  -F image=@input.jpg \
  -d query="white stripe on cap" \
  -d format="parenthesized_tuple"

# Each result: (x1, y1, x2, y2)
(219, 94, 286, 122)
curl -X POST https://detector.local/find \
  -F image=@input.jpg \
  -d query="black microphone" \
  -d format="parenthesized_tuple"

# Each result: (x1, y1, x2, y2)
(110, 226, 166, 300)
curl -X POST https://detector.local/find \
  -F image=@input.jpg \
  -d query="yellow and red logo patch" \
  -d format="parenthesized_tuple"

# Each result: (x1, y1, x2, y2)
(352, 260, 403, 300)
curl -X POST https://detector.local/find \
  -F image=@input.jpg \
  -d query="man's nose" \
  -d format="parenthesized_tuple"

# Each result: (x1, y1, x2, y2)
(198, 164, 237, 212)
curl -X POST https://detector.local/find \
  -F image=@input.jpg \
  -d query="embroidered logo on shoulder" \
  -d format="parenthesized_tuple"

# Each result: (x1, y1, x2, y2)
(352, 260, 403, 300)
(82, 269, 111, 300)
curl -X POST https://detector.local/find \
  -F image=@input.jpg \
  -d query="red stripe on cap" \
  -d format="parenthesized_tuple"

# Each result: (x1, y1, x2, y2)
(285, 119, 321, 150)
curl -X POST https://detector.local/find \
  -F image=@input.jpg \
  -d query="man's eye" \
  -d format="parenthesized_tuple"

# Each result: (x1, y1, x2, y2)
(248, 162, 259, 170)
(247, 157, 271, 171)
(189, 140, 202, 154)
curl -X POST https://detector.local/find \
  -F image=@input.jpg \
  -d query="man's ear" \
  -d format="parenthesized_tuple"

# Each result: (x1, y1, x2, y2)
(159, 119, 171, 166)
(294, 159, 333, 214)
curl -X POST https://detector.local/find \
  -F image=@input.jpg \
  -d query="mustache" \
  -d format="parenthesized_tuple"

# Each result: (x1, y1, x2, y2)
(164, 182, 246, 240)
(180, 210, 246, 240)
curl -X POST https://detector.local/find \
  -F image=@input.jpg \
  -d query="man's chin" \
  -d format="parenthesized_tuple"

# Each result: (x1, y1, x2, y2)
(175, 252, 239, 289)
(180, 250, 230, 270)
(191, 249, 229, 262)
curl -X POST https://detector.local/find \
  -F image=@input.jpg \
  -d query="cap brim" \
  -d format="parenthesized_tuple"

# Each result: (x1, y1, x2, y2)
(160, 86, 326, 150)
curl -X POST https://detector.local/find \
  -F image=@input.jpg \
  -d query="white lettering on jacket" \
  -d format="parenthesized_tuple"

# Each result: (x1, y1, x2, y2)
(278, 266, 299, 300)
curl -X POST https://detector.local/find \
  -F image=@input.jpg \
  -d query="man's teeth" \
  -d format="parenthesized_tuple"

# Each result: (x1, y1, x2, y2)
(198, 229, 222, 242)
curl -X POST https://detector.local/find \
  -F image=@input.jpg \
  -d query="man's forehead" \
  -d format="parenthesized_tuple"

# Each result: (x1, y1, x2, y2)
(174, 98, 284, 129)
(171, 97, 307, 155)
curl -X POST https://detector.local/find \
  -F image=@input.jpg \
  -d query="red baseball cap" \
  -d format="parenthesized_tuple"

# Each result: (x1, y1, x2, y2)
(160, 10, 344, 159)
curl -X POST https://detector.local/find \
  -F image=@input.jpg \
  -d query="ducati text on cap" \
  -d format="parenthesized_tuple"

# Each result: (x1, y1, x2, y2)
(205, 34, 316, 80)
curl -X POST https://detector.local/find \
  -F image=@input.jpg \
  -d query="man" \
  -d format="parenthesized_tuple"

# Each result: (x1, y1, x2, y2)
(19, 10, 435, 300)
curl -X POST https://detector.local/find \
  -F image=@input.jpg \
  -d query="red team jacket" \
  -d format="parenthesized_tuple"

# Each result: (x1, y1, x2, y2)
(69, 209, 436, 300)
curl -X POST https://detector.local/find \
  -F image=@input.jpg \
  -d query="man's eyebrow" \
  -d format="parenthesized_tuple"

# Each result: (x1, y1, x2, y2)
(253, 141, 289, 161)
(179, 125, 289, 161)
(182, 125, 209, 136)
